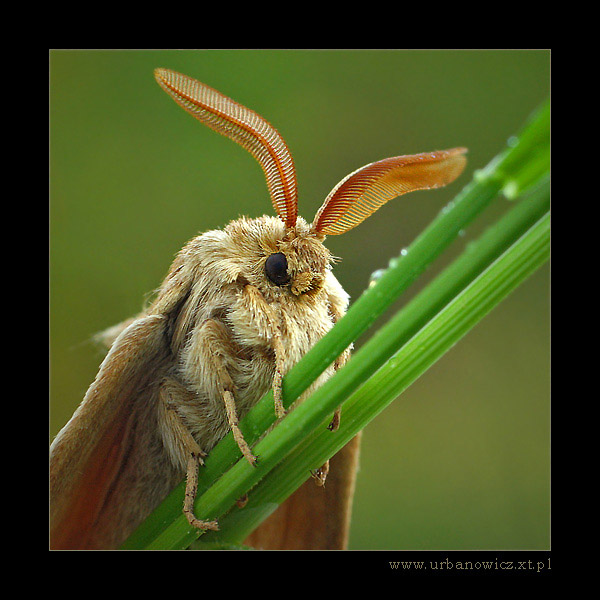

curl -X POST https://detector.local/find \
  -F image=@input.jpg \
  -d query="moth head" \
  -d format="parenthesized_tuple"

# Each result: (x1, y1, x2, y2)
(224, 216, 331, 300)
(154, 68, 467, 273)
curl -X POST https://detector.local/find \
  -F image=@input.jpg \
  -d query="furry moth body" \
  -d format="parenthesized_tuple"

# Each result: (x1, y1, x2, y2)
(49, 68, 467, 550)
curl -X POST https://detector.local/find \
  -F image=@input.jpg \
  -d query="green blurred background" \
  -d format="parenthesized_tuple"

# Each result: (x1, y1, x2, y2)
(50, 49, 550, 550)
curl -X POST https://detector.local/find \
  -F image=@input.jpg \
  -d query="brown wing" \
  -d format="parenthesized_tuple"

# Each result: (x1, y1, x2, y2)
(154, 68, 298, 228)
(243, 433, 362, 549)
(313, 148, 467, 235)
(50, 246, 199, 549)
(50, 315, 180, 549)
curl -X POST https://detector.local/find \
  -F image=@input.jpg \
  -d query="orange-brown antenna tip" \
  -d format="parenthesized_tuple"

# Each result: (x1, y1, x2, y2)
(313, 147, 467, 236)
(154, 68, 298, 228)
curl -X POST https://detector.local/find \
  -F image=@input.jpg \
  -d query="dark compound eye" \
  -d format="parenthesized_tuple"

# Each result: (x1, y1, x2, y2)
(264, 252, 290, 286)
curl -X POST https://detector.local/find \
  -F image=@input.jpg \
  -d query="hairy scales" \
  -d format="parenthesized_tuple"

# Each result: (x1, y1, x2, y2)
(152, 215, 349, 471)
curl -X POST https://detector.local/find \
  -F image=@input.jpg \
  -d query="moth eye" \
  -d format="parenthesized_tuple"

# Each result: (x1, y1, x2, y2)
(264, 252, 290, 286)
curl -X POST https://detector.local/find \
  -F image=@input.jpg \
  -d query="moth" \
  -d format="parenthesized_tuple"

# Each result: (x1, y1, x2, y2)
(50, 68, 467, 550)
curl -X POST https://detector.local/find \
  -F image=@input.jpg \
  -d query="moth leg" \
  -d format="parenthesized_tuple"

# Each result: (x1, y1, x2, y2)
(183, 454, 219, 531)
(242, 284, 287, 419)
(326, 302, 352, 433)
(325, 351, 349, 434)
(271, 333, 287, 419)
(223, 387, 258, 467)
(327, 409, 341, 432)
(310, 460, 329, 487)
(310, 301, 352, 487)
(314, 354, 347, 486)
(185, 318, 258, 467)
(159, 380, 218, 531)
